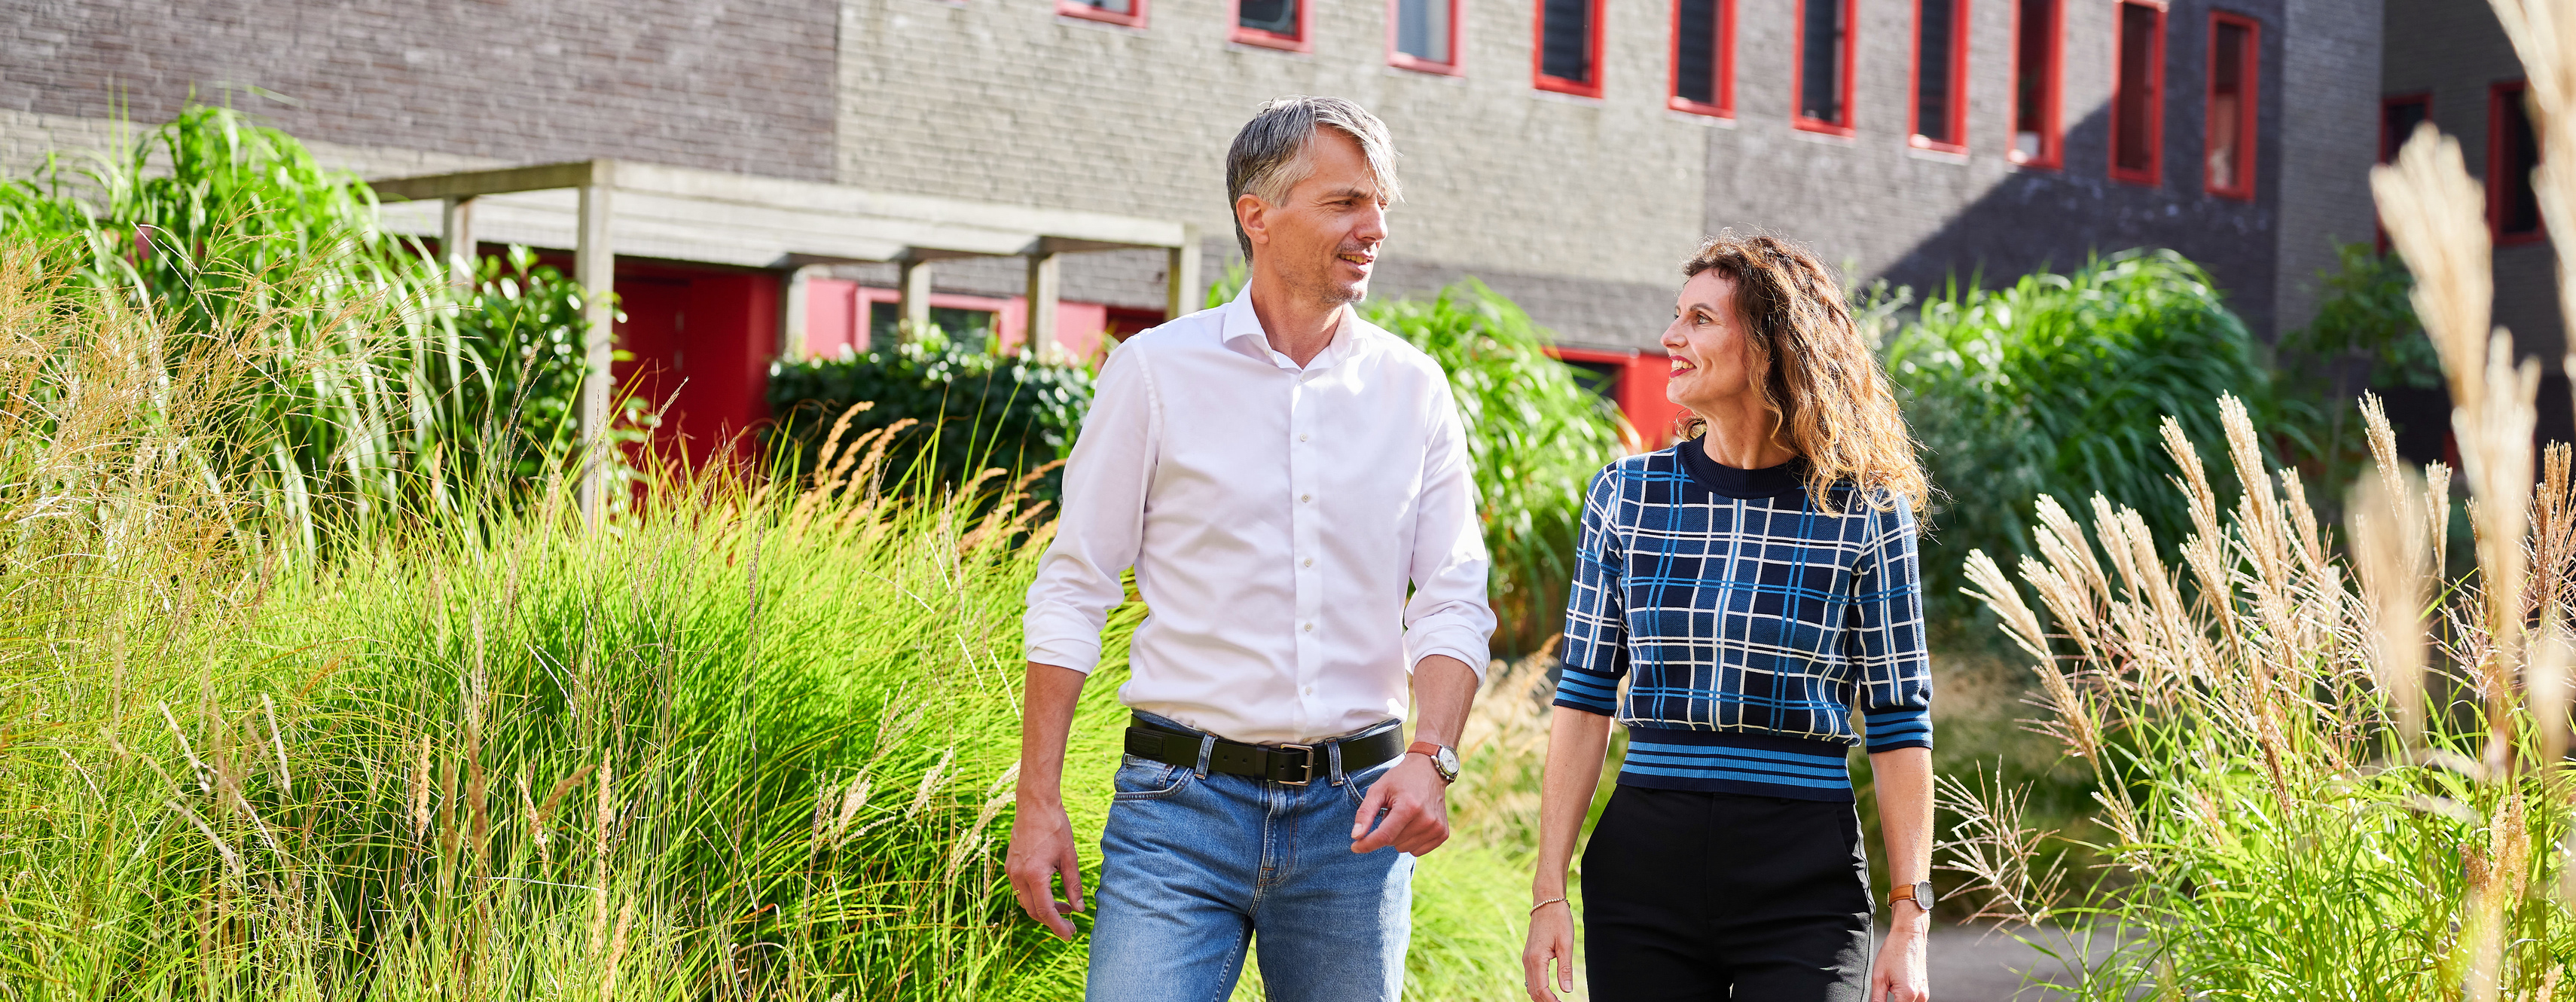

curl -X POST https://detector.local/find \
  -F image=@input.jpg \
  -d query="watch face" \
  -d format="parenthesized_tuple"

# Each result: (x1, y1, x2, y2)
(1913, 881, 1937, 910)
(1433, 746, 1460, 780)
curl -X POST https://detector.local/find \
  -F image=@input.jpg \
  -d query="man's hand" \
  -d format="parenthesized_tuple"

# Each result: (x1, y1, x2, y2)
(1003, 799, 1085, 940)
(1350, 752, 1451, 855)
(1869, 903, 1930, 1002)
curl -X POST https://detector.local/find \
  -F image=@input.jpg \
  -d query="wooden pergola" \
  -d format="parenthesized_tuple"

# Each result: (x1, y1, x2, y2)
(370, 159, 1200, 519)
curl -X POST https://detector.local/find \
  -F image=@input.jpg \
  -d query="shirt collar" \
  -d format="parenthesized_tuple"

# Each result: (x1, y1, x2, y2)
(1219, 283, 1355, 371)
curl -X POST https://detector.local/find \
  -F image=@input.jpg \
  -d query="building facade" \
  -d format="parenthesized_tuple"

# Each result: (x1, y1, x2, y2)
(3, 0, 2391, 448)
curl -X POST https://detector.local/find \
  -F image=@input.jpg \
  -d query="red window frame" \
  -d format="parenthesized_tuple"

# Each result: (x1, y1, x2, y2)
(1388, 0, 1464, 75)
(1057, 0, 1147, 28)
(1668, 0, 1736, 117)
(1908, 0, 1971, 152)
(1792, 0, 1860, 136)
(2492, 81, 2546, 246)
(2377, 93, 2431, 251)
(2009, 0, 2064, 168)
(1534, 0, 1609, 97)
(1233, 0, 1311, 52)
(2107, 0, 2167, 187)
(2202, 11, 2258, 199)
(2379, 91, 2431, 163)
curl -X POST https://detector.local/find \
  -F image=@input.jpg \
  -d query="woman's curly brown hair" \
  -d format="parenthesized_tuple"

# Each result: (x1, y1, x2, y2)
(1679, 232, 1928, 514)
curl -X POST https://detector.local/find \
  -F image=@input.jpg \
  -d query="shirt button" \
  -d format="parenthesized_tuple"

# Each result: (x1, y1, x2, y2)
(1302, 623, 1314, 632)
(1302, 558, 1314, 567)
(1304, 686, 1315, 695)
(1300, 493, 1312, 503)
(1299, 433, 1309, 441)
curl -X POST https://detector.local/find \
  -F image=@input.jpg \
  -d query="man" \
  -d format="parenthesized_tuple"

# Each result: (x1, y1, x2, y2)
(1005, 96, 1494, 1002)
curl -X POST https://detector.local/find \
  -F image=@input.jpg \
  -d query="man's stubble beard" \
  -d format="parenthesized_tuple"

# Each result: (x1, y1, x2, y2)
(1288, 252, 1369, 307)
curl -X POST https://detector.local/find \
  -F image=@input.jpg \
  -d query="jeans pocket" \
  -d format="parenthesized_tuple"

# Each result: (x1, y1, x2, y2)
(1111, 753, 1190, 802)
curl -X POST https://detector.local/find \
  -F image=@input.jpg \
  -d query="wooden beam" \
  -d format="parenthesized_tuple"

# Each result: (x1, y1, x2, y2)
(1026, 252, 1063, 363)
(575, 182, 615, 524)
(371, 160, 606, 202)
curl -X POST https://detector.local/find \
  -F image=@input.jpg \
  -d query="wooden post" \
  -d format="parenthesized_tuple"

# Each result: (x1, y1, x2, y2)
(1167, 222, 1202, 321)
(780, 264, 823, 361)
(575, 174, 615, 523)
(897, 256, 933, 341)
(1025, 249, 1062, 362)
(440, 197, 477, 291)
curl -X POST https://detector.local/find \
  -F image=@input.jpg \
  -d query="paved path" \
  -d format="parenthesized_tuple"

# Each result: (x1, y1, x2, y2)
(1928, 924, 2102, 1000)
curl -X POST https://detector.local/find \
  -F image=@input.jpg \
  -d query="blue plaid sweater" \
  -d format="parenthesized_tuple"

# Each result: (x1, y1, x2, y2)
(1552, 442, 1933, 802)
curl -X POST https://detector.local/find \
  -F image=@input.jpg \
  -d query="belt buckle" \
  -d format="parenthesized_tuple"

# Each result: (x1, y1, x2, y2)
(1273, 743, 1317, 786)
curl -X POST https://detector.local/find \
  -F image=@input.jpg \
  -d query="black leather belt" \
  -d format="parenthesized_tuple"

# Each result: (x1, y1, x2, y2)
(1123, 713, 1405, 786)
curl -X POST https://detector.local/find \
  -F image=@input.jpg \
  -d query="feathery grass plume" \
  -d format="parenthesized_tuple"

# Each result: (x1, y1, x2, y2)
(2373, 125, 2494, 418)
(2347, 466, 2433, 747)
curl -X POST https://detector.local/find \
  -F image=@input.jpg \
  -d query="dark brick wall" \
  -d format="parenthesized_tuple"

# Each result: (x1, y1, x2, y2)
(1707, 0, 2295, 335)
(0, 0, 838, 180)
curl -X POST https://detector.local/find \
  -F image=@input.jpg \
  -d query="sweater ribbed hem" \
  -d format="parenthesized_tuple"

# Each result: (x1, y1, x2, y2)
(1615, 726, 1857, 802)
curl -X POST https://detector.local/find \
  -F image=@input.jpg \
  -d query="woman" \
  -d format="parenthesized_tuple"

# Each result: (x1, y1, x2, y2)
(1521, 234, 1934, 1002)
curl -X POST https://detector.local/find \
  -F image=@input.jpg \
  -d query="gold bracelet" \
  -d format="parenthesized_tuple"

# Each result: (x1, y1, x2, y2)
(1529, 896, 1569, 914)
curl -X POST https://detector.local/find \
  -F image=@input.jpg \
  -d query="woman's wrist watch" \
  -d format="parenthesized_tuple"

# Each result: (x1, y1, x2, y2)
(1407, 741, 1460, 783)
(1888, 880, 1937, 914)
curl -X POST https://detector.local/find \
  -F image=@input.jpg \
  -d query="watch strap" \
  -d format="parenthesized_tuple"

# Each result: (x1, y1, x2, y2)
(1406, 741, 1445, 759)
(1888, 881, 1934, 911)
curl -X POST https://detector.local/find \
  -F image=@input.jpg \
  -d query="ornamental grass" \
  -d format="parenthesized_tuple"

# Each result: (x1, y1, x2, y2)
(1940, 4, 2576, 996)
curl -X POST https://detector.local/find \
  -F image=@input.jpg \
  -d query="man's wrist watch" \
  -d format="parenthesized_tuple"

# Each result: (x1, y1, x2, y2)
(1888, 880, 1937, 914)
(1408, 741, 1460, 783)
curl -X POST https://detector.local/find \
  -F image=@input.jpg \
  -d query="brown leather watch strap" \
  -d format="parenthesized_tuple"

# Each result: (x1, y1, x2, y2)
(1407, 741, 1444, 759)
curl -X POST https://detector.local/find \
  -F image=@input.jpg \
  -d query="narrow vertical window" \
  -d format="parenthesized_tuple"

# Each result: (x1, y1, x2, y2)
(2493, 81, 2544, 243)
(2110, 0, 2165, 185)
(2011, 0, 2062, 166)
(1794, 0, 1857, 134)
(1235, 0, 1308, 51)
(1910, 0, 1970, 151)
(1058, 0, 1146, 28)
(1670, 0, 1734, 116)
(2204, 13, 2258, 198)
(2380, 93, 2431, 163)
(1390, 0, 1460, 73)
(1535, 0, 1605, 97)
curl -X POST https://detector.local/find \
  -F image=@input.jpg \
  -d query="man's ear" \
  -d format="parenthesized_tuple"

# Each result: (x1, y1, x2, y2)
(1236, 192, 1270, 252)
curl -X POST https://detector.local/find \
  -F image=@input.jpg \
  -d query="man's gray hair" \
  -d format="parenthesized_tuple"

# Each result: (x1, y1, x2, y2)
(1225, 96, 1402, 262)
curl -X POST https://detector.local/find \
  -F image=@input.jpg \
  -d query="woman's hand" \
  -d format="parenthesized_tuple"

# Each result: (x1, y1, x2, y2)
(1868, 905, 1930, 1001)
(1521, 899, 1576, 1000)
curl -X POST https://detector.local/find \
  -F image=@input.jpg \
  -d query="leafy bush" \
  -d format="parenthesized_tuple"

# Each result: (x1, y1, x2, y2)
(1885, 249, 2305, 619)
(1362, 282, 1631, 656)
(2277, 241, 2441, 503)
(765, 328, 1094, 500)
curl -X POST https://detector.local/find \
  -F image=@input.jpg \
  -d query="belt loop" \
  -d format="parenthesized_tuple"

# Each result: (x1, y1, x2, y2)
(1194, 733, 1216, 778)
(1328, 740, 1347, 786)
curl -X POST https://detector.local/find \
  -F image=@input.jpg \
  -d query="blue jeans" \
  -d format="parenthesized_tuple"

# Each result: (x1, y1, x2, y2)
(1085, 715, 1412, 1002)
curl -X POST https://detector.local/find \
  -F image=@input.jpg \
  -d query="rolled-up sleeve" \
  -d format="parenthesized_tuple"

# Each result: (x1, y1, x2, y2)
(1401, 380, 1497, 682)
(1848, 503, 1934, 753)
(1552, 466, 1628, 716)
(1022, 344, 1160, 673)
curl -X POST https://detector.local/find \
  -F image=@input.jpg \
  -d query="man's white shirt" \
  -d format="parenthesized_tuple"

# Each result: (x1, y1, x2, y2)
(1022, 286, 1496, 744)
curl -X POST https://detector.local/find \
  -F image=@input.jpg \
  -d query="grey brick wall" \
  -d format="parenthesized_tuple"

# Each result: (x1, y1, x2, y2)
(0, 0, 840, 181)
(835, 0, 1713, 349)
(2273, 0, 2382, 338)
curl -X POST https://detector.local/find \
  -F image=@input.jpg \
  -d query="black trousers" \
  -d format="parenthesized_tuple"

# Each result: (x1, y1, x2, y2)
(1580, 784, 1872, 1000)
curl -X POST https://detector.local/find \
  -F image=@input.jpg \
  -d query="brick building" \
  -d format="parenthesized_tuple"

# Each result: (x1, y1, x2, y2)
(0, 0, 2417, 451)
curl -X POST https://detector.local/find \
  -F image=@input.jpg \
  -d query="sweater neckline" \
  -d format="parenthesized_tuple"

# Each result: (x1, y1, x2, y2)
(1675, 439, 1808, 499)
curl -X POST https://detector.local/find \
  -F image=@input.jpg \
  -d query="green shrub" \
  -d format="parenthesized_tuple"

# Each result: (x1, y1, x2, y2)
(1885, 249, 2306, 620)
(2277, 241, 2440, 506)
(765, 328, 1093, 501)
